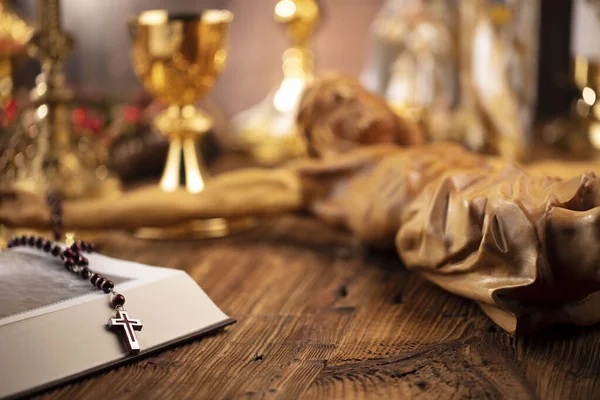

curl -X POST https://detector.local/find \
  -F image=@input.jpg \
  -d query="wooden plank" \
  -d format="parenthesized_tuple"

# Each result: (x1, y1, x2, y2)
(36, 216, 600, 399)
(305, 338, 537, 399)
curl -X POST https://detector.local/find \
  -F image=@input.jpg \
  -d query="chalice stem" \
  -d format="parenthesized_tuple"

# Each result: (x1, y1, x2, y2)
(182, 136, 207, 194)
(160, 136, 182, 192)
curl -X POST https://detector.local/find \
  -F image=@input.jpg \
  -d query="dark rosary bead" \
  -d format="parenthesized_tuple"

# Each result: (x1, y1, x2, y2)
(27, 236, 35, 246)
(79, 267, 91, 279)
(76, 255, 89, 267)
(51, 213, 62, 224)
(53, 231, 61, 241)
(42, 240, 52, 252)
(64, 259, 74, 270)
(63, 248, 75, 259)
(96, 278, 106, 289)
(111, 293, 125, 308)
(86, 242, 95, 252)
(70, 241, 82, 253)
(35, 237, 44, 249)
(90, 273, 101, 285)
(102, 280, 114, 293)
(7, 237, 16, 248)
(79, 241, 88, 252)
(47, 193, 58, 205)
(19, 235, 27, 245)
(51, 246, 61, 256)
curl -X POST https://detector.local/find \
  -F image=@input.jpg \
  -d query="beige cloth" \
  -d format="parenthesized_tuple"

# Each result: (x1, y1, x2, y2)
(293, 143, 600, 333)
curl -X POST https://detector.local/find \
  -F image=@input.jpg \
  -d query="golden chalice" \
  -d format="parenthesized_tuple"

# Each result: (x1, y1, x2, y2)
(129, 10, 252, 238)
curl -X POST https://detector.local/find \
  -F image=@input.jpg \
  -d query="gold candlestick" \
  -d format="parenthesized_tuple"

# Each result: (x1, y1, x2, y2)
(233, 0, 319, 164)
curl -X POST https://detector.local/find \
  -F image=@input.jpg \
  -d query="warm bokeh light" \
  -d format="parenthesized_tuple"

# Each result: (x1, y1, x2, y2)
(590, 122, 600, 149)
(273, 77, 304, 113)
(36, 104, 48, 119)
(203, 10, 233, 24)
(36, 81, 47, 96)
(576, 99, 590, 117)
(275, 0, 296, 19)
(138, 10, 168, 25)
(583, 86, 596, 105)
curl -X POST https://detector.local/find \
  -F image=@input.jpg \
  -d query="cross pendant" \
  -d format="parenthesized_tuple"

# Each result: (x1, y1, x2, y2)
(108, 310, 143, 355)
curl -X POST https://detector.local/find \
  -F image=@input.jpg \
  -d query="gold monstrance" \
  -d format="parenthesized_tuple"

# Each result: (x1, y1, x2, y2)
(1, 0, 119, 199)
(233, 0, 319, 164)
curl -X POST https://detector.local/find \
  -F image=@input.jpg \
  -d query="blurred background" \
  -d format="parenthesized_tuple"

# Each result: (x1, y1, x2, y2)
(7, 0, 574, 119)
(1, 0, 595, 201)
(10, 0, 381, 117)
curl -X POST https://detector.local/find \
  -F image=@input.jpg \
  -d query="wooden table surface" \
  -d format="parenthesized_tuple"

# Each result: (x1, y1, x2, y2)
(38, 215, 600, 399)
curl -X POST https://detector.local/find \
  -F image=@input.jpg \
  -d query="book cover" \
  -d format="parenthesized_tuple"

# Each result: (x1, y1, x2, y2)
(0, 247, 235, 399)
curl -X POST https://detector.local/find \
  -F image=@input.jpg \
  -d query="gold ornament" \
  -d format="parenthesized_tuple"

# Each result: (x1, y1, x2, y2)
(232, 0, 319, 164)
(129, 9, 254, 238)
(0, 0, 120, 200)
(0, 0, 33, 102)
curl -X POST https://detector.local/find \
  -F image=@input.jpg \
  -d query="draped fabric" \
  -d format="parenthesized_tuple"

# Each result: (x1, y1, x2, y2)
(296, 143, 600, 333)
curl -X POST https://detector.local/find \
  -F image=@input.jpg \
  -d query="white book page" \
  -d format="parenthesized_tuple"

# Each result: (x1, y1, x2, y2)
(0, 247, 177, 326)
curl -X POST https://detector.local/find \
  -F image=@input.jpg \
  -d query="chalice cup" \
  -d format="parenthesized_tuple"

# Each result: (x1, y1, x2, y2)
(130, 10, 252, 238)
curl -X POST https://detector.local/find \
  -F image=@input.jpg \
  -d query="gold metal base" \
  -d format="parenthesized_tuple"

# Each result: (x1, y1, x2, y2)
(134, 217, 257, 240)
(232, 0, 318, 166)
(141, 105, 258, 240)
(239, 129, 306, 165)
(154, 106, 213, 194)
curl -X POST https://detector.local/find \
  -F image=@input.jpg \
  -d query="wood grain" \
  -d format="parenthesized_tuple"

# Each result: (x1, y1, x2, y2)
(35, 215, 600, 399)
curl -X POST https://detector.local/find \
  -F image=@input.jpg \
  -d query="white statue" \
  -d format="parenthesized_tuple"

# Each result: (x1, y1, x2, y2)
(360, 0, 540, 160)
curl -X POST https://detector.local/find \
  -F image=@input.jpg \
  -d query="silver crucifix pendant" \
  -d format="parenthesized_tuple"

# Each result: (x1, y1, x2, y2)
(108, 310, 143, 355)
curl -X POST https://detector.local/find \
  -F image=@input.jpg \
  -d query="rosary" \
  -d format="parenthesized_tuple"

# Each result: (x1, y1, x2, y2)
(5, 194, 143, 355)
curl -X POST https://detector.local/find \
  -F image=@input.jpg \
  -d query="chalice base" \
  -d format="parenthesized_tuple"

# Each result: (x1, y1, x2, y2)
(143, 107, 257, 239)
(133, 217, 257, 240)
(233, 88, 307, 165)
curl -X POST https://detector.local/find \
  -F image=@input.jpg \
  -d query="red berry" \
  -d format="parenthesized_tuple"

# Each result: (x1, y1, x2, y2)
(72, 107, 87, 126)
(123, 106, 141, 124)
(4, 99, 17, 120)
(86, 117, 103, 134)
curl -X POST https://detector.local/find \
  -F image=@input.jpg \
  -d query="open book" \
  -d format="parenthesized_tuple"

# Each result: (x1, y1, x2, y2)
(0, 247, 235, 399)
